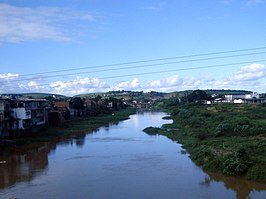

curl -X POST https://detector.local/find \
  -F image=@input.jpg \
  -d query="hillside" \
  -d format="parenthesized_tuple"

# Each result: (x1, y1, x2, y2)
(1, 89, 254, 101)
(0, 93, 67, 99)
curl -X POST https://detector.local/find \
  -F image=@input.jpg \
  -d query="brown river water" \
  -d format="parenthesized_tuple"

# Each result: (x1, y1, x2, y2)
(0, 111, 265, 199)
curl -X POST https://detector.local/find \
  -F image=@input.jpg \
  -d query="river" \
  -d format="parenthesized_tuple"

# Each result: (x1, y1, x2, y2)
(0, 111, 266, 199)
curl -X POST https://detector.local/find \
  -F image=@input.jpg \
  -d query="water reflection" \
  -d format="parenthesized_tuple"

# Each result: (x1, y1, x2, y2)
(0, 119, 123, 191)
(0, 112, 265, 199)
(201, 172, 266, 199)
(0, 144, 50, 189)
(0, 131, 88, 190)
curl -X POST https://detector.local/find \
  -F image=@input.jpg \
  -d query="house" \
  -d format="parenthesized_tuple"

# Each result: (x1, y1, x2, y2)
(49, 101, 70, 126)
(29, 99, 49, 128)
(49, 108, 69, 126)
(10, 99, 49, 135)
(0, 99, 11, 138)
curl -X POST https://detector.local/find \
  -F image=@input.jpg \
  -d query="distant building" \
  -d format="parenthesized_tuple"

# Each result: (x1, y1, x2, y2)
(10, 99, 49, 135)
(213, 92, 266, 104)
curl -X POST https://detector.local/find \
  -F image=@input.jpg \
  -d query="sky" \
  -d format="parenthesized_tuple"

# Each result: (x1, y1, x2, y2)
(0, 0, 266, 96)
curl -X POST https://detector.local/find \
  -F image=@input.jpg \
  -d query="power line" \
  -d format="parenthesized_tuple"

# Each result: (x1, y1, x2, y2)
(9, 51, 266, 83)
(4, 59, 266, 88)
(99, 59, 266, 80)
(19, 46, 266, 77)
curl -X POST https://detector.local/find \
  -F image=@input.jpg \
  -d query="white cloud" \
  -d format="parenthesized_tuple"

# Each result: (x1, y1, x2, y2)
(229, 63, 265, 82)
(201, 63, 266, 91)
(0, 3, 99, 43)
(49, 77, 110, 96)
(0, 74, 110, 96)
(27, 81, 39, 88)
(146, 75, 182, 91)
(142, 63, 266, 92)
(144, 75, 202, 92)
(0, 73, 19, 80)
(182, 77, 201, 89)
(1, 63, 266, 95)
(115, 78, 140, 90)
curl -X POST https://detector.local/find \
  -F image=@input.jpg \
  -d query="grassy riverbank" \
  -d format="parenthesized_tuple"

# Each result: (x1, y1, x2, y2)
(144, 104, 266, 183)
(1, 107, 136, 150)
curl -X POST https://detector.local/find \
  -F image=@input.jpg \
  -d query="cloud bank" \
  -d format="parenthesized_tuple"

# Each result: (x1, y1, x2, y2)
(1, 63, 265, 96)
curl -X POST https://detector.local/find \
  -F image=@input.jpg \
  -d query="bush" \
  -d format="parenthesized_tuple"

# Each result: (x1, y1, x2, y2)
(223, 146, 253, 176)
(215, 122, 235, 137)
(190, 147, 213, 165)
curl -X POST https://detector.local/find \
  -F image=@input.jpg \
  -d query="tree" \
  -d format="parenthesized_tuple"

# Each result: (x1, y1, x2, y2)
(187, 90, 209, 103)
(69, 97, 85, 109)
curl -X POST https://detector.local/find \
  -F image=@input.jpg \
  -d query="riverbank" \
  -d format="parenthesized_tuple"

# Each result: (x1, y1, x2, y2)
(0, 107, 136, 151)
(144, 104, 266, 183)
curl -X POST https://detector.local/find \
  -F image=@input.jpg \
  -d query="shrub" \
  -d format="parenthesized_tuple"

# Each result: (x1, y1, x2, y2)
(190, 147, 213, 165)
(223, 146, 253, 176)
(215, 122, 235, 137)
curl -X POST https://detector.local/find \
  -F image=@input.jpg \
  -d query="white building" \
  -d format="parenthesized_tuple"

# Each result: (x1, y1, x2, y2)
(11, 99, 49, 131)
(224, 92, 259, 103)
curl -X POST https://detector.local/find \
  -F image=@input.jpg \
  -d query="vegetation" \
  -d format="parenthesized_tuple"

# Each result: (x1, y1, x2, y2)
(187, 90, 210, 103)
(144, 103, 266, 183)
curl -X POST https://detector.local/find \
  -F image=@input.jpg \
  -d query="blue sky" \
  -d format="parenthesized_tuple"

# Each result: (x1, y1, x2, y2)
(0, 0, 266, 96)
